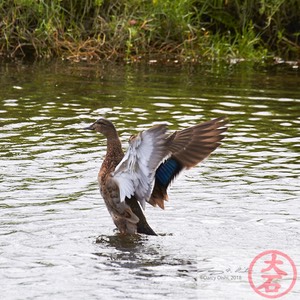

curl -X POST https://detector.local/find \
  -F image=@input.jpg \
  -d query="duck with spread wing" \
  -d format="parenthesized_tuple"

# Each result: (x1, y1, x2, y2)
(85, 117, 228, 235)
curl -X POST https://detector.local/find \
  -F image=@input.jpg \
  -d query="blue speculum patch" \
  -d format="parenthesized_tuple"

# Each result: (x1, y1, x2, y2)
(155, 158, 182, 187)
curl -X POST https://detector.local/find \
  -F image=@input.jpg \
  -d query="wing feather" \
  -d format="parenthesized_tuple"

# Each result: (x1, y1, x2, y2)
(149, 117, 228, 208)
(112, 124, 170, 209)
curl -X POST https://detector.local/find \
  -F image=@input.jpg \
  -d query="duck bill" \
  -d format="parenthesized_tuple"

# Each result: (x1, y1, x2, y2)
(83, 124, 94, 130)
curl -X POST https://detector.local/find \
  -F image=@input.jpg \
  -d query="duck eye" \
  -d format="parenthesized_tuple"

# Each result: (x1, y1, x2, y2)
(96, 120, 105, 125)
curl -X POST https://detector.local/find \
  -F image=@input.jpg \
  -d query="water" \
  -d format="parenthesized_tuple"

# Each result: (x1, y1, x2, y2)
(0, 61, 299, 299)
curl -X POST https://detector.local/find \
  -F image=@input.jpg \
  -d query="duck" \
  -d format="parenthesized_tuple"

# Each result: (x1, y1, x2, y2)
(85, 116, 228, 235)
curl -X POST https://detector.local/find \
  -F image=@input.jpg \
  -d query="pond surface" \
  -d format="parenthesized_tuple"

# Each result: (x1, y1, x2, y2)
(0, 61, 299, 299)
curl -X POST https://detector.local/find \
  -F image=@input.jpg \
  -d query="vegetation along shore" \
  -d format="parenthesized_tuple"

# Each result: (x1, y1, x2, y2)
(0, 0, 299, 62)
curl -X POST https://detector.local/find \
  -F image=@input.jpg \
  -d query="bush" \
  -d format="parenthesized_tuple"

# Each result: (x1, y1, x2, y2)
(0, 0, 299, 61)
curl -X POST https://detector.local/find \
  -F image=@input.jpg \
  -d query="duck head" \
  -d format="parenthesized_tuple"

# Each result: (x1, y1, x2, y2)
(84, 118, 117, 138)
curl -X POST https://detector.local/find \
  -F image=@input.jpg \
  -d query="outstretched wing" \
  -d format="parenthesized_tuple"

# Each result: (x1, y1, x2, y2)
(149, 117, 228, 209)
(112, 124, 170, 209)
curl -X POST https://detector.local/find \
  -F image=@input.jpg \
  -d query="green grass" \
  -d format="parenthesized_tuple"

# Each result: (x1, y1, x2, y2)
(0, 0, 299, 62)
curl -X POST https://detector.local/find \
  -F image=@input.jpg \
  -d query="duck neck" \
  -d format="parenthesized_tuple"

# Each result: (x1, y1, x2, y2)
(102, 134, 124, 173)
(107, 136, 123, 158)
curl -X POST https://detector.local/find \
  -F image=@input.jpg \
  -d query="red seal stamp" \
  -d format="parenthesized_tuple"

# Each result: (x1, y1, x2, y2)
(248, 250, 297, 298)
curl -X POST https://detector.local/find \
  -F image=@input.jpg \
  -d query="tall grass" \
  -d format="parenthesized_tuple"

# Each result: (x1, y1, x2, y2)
(0, 0, 299, 61)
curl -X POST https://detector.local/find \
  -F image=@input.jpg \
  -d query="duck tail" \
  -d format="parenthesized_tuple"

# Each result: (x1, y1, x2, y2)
(125, 197, 157, 236)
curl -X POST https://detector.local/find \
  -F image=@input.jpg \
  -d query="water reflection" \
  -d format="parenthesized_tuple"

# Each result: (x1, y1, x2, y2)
(0, 61, 299, 299)
(94, 232, 197, 293)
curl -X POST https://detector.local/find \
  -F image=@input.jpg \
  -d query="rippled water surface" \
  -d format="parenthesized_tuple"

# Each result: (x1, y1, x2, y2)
(0, 61, 299, 299)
